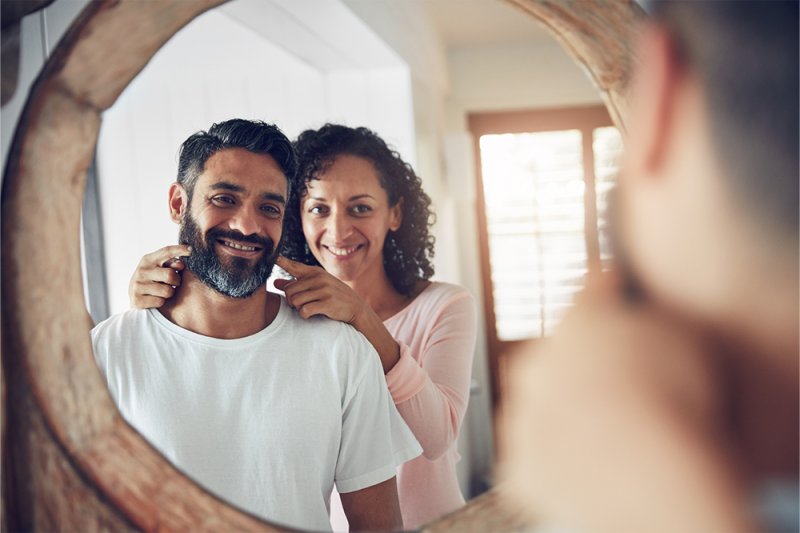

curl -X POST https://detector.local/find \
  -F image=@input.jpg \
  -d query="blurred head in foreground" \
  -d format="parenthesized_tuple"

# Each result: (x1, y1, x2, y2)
(618, 0, 798, 335)
(503, 2, 798, 532)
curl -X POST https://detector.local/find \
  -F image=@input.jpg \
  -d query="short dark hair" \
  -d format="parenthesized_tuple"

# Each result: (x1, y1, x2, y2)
(176, 119, 298, 204)
(653, 0, 799, 237)
(282, 124, 436, 296)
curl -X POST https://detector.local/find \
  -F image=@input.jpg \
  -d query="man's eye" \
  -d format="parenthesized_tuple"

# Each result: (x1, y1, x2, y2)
(261, 205, 281, 215)
(212, 196, 234, 205)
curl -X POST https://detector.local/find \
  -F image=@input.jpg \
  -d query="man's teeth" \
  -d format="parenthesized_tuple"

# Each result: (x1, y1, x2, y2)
(224, 241, 256, 251)
(329, 246, 357, 256)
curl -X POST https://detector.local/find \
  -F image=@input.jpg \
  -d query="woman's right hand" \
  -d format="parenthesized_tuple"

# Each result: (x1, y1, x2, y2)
(128, 245, 192, 309)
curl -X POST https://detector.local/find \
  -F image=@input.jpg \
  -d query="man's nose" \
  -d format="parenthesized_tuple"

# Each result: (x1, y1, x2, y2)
(229, 206, 261, 236)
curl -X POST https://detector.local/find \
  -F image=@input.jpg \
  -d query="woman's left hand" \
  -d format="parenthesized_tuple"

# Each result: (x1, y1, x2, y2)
(274, 256, 367, 324)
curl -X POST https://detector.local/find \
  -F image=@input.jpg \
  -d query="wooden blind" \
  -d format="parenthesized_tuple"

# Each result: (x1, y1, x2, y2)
(479, 130, 587, 339)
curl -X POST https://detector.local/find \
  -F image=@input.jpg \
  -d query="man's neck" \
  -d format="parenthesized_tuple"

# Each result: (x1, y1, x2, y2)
(159, 270, 278, 339)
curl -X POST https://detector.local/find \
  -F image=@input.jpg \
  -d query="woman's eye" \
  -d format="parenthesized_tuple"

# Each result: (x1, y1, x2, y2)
(309, 205, 328, 215)
(352, 204, 372, 214)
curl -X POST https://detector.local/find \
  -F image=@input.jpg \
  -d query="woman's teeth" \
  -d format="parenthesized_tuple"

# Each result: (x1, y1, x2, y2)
(329, 246, 357, 256)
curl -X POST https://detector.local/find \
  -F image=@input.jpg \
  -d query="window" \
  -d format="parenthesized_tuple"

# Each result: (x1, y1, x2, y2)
(470, 106, 623, 409)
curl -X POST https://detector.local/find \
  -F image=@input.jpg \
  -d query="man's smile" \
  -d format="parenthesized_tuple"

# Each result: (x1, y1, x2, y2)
(220, 239, 260, 252)
(215, 236, 268, 259)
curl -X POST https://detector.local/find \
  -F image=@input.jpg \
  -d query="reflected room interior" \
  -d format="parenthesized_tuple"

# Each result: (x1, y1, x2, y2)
(0, 0, 633, 530)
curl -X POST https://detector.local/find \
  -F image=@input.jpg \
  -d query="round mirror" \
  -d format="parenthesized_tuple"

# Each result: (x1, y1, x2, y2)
(1, 0, 642, 530)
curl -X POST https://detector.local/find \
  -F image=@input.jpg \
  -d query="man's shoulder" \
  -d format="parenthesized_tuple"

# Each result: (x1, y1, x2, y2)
(280, 299, 363, 338)
(277, 299, 377, 359)
(91, 308, 153, 339)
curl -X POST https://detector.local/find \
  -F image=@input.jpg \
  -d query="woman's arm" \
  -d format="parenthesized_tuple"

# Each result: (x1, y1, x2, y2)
(386, 288, 477, 460)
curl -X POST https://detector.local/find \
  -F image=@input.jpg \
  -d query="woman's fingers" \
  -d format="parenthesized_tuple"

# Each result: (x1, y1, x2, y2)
(130, 246, 189, 309)
(145, 265, 182, 287)
(163, 257, 186, 272)
(276, 256, 321, 278)
(296, 300, 326, 320)
(130, 290, 170, 310)
(134, 280, 176, 300)
(143, 244, 192, 268)
(286, 286, 329, 310)
(272, 278, 294, 292)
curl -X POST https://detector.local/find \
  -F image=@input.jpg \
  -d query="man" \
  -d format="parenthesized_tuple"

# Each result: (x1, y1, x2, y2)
(503, 2, 798, 532)
(92, 119, 421, 532)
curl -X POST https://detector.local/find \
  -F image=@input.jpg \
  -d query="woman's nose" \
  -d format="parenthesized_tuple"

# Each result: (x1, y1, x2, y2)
(326, 211, 352, 242)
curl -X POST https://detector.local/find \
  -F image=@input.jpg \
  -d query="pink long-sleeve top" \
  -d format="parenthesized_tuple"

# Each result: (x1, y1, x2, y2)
(383, 282, 477, 528)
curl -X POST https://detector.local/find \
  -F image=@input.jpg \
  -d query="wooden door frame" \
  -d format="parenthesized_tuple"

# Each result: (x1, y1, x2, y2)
(469, 105, 614, 413)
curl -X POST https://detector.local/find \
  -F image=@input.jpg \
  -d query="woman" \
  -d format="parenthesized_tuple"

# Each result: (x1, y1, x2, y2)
(130, 124, 477, 528)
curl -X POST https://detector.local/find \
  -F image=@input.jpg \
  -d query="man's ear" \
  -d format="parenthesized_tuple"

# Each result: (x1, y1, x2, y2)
(625, 23, 685, 178)
(169, 182, 188, 224)
(389, 197, 404, 232)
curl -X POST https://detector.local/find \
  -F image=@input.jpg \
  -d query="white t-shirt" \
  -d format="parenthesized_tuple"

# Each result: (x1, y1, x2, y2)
(91, 298, 422, 532)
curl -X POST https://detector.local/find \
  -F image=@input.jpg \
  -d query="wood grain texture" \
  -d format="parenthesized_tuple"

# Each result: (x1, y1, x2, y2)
(501, 0, 646, 135)
(420, 485, 532, 533)
(1, 0, 640, 530)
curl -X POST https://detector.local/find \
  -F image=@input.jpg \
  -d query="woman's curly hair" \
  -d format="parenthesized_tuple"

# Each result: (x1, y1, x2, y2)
(281, 124, 435, 296)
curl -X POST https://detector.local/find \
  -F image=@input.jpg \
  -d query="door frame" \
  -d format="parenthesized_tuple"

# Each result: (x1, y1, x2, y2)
(469, 105, 614, 413)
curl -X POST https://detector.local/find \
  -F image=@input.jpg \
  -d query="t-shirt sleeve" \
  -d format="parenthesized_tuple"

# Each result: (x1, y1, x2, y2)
(334, 328, 422, 494)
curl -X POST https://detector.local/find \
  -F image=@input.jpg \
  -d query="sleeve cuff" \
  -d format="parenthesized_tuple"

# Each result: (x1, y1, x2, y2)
(385, 341, 428, 404)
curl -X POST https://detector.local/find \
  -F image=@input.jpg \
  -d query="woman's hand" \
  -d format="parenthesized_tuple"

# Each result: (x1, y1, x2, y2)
(128, 245, 191, 309)
(275, 256, 400, 373)
(274, 256, 366, 324)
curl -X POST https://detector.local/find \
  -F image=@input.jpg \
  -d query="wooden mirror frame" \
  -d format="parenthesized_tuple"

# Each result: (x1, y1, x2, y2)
(0, 0, 643, 530)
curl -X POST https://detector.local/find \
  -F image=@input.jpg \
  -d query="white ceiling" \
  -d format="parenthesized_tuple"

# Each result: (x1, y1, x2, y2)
(422, 0, 554, 47)
(220, 0, 405, 71)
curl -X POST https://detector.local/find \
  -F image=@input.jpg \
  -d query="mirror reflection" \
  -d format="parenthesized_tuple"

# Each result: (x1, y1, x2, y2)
(81, 0, 617, 530)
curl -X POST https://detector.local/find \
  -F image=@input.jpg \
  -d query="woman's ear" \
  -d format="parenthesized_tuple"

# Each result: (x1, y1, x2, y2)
(169, 182, 188, 224)
(389, 197, 404, 232)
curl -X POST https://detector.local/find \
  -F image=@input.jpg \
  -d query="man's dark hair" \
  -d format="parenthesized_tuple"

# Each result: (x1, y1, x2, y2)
(653, 0, 799, 237)
(176, 119, 298, 205)
(282, 124, 436, 296)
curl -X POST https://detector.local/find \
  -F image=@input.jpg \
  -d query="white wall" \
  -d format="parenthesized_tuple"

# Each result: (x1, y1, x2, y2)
(447, 41, 603, 119)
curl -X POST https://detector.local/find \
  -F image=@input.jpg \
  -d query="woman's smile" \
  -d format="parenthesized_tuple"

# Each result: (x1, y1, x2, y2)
(324, 244, 363, 258)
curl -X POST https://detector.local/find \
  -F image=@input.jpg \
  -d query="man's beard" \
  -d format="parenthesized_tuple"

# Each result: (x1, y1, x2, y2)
(179, 213, 278, 299)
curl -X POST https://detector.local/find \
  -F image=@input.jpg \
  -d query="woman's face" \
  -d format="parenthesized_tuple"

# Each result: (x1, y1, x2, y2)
(300, 154, 403, 285)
